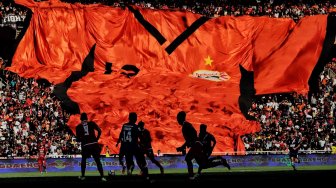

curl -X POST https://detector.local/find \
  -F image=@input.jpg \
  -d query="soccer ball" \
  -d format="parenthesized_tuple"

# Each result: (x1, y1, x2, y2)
(108, 170, 116, 176)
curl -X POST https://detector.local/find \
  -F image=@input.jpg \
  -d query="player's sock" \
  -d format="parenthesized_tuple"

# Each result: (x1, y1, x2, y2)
(187, 161, 194, 178)
(122, 165, 126, 175)
(130, 165, 134, 174)
(160, 167, 164, 175)
(291, 162, 297, 170)
(197, 167, 203, 175)
(127, 165, 134, 176)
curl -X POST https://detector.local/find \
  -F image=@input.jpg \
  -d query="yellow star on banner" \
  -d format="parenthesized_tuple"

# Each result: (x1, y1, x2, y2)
(204, 56, 213, 66)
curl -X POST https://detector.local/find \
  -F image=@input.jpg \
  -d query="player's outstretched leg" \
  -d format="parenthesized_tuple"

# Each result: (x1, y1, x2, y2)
(148, 153, 164, 175)
(291, 157, 297, 171)
(222, 158, 231, 170)
(127, 164, 135, 176)
(79, 157, 87, 180)
(43, 164, 47, 173)
(38, 163, 43, 174)
(93, 155, 106, 181)
(42, 160, 47, 173)
(198, 156, 231, 171)
(119, 153, 126, 174)
(125, 153, 135, 176)
(186, 158, 194, 178)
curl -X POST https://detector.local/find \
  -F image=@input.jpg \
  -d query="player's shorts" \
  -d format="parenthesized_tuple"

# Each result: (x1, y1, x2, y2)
(289, 151, 298, 158)
(38, 157, 46, 165)
(119, 144, 127, 156)
(203, 148, 213, 158)
(145, 148, 154, 159)
(186, 141, 207, 165)
(82, 143, 102, 158)
(134, 146, 147, 169)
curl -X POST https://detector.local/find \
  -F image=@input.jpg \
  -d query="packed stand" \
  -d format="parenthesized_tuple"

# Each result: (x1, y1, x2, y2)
(2, 0, 336, 23)
(243, 58, 336, 153)
(0, 60, 81, 159)
(60, 0, 336, 21)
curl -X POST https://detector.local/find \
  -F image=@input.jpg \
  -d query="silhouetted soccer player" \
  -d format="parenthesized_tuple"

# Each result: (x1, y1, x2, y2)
(176, 111, 231, 179)
(37, 145, 47, 174)
(199, 124, 216, 158)
(176, 111, 201, 179)
(117, 112, 150, 181)
(138, 121, 164, 174)
(198, 124, 230, 174)
(287, 131, 301, 170)
(76, 113, 106, 181)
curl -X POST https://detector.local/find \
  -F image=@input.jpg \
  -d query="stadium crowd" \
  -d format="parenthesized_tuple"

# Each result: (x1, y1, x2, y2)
(59, 0, 336, 20)
(0, 0, 336, 158)
(0, 65, 81, 159)
(2, 0, 336, 21)
(243, 59, 336, 153)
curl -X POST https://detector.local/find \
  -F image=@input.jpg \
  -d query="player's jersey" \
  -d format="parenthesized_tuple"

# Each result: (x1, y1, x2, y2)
(119, 123, 138, 147)
(138, 128, 152, 150)
(76, 121, 101, 146)
(182, 121, 198, 147)
(38, 147, 46, 158)
(287, 137, 301, 152)
(200, 132, 216, 154)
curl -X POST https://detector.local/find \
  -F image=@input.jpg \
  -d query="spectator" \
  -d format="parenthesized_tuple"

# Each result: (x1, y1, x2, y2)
(0, 68, 80, 158)
(243, 60, 336, 153)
